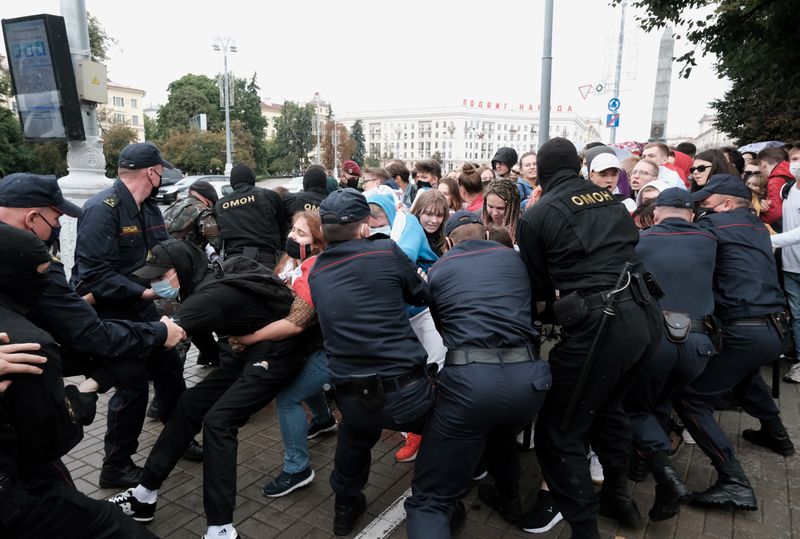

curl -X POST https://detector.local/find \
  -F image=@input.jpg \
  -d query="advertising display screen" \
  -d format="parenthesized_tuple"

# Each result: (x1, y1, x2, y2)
(2, 14, 85, 141)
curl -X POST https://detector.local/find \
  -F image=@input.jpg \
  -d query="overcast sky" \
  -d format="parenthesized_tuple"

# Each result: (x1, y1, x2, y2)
(3, 0, 729, 142)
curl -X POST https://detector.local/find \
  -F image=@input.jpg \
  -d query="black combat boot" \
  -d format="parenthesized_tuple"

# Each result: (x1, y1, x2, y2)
(645, 451, 690, 521)
(690, 459, 757, 511)
(742, 418, 795, 456)
(628, 452, 649, 482)
(333, 492, 366, 536)
(598, 467, 642, 528)
(568, 518, 601, 539)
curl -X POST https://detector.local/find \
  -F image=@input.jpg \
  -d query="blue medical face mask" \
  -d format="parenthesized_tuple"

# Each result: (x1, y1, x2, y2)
(152, 273, 179, 299)
(369, 225, 391, 237)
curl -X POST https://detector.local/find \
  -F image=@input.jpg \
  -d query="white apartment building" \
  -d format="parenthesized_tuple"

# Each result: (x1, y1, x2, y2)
(99, 83, 146, 142)
(338, 101, 600, 172)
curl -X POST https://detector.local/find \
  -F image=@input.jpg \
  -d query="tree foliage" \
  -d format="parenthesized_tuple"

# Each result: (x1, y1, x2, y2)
(272, 101, 314, 173)
(103, 124, 139, 177)
(349, 120, 366, 166)
(88, 12, 117, 62)
(159, 120, 255, 175)
(616, 0, 800, 144)
(156, 74, 223, 138)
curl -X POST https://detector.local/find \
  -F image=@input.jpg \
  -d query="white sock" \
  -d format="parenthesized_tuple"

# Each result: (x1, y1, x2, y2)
(133, 484, 158, 504)
(206, 524, 235, 537)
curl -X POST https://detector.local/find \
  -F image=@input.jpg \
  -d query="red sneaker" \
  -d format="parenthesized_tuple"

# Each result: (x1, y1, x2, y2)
(395, 433, 422, 462)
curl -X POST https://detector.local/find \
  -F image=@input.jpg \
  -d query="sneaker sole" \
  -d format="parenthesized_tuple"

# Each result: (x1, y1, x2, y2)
(132, 515, 155, 523)
(307, 424, 338, 440)
(261, 470, 315, 498)
(396, 452, 418, 463)
(472, 471, 489, 481)
(522, 512, 563, 533)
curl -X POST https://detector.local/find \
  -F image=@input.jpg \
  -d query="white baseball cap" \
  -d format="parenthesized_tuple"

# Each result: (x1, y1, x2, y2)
(590, 152, 622, 173)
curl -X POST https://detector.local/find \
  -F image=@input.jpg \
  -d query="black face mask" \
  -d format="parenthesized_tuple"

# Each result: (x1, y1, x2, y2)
(346, 178, 359, 190)
(0, 223, 51, 314)
(285, 237, 315, 261)
(37, 212, 60, 247)
(149, 169, 163, 199)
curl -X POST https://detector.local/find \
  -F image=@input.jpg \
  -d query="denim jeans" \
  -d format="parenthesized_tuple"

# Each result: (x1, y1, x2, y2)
(275, 350, 332, 473)
(783, 271, 800, 354)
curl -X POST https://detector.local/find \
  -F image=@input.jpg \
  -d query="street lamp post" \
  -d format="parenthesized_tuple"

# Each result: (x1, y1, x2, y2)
(313, 92, 322, 165)
(213, 37, 237, 175)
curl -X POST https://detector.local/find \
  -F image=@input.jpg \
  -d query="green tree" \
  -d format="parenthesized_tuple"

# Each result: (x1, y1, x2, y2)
(156, 74, 223, 137)
(350, 120, 366, 166)
(103, 124, 139, 177)
(88, 12, 118, 62)
(616, 0, 800, 143)
(272, 101, 314, 173)
(27, 142, 68, 177)
(143, 115, 157, 141)
(229, 74, 268, 172)
(0, 107, 35, 177)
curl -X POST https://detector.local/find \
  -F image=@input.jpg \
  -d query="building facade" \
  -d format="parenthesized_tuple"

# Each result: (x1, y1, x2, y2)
(98, 83, 146, 142)
(337, 101, 599, 172)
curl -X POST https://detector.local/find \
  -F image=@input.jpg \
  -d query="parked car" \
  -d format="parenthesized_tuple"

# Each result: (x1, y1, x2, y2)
(160, 168, 184, 187)
(158, 175, 228, 204)
(205, 179, 235, 201)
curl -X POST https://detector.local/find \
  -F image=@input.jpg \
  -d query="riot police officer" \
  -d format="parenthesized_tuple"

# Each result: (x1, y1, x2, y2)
(162, 179, 221, 253)
(405, 211, 551, 538)
(71, 142, 187, 489)
(308, 189, 435, 536)
(215, 164, 286, 269)
(283, 165, 328, 220)
(674, 174, 793, 510)
(627, 188, 718, 521)
(516, 137, 662, 538)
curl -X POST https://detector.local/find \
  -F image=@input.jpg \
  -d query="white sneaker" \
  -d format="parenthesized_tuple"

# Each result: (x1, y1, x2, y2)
(682, 429, 696, 445)
(784, 362, 800, 384)
(202, 528, 238, 539)
(588, 450, 604, 485)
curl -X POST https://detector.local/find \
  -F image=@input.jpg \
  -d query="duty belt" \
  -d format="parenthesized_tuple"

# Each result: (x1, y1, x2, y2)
(690, 319, 710, 334)
(335, 368, 426, 396)
(583, 287, 635, 311)
(445, 347, 533, 366)
(725, 316, 771, 327)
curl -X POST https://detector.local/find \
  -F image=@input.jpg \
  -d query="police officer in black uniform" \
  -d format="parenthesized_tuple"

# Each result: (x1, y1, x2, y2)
(0, 174, 186, 393)
(215, 164, 286, 269)
(404, 211, 551, 538)
(673, 174, 793, 510)
(516, 137, 662, 539)
(283, 165, 328, 221)
(71, 142, 187, 488)
(626, 188, 718, 521)
(0, 224, 156, 539)
(308, 189, 435, 536)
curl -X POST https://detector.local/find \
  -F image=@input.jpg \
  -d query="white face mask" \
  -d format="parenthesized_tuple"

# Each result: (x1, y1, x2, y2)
(790, 161, 800, 181)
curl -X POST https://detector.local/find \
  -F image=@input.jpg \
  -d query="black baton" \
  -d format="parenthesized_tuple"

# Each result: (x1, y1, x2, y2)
(560, 262, 634, 431)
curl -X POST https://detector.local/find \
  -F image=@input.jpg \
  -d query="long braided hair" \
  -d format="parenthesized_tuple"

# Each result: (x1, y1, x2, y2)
(482, 179, 521, 243)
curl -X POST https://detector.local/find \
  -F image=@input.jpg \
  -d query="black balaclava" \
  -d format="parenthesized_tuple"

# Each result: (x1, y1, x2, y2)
(303, 165, 328, 191)
(536, 137, 582, 192)
(0, 223, 52, 314)
(229, 164, 256, 189)
(157, 239, 212, 300)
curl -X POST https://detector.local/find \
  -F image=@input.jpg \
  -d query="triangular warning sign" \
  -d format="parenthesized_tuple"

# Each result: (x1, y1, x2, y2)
(578, 84, 592, 100)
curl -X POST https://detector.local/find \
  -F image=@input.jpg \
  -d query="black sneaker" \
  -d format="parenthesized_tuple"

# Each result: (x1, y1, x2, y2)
(333, 492, 366, 536)
(742, 427, 795, 456)
(261, 468, 315, 497)
(99, 462, 144, 489)
(519, 490, 563, 534)
(307, 416, 337, 440)
(108, 488, 156, 522)
(478, 483, 522, 523)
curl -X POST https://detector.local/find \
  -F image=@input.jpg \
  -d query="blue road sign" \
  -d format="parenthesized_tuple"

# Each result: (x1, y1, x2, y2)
(608, 97, 621, 112)
(606, 113, 620, 128)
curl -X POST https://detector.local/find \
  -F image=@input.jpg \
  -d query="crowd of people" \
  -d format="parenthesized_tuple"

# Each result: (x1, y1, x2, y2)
(1, 135, 799, 539)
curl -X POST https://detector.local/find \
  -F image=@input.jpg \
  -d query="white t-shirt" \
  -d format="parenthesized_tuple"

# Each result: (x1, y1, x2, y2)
(658, 166, 686, 190)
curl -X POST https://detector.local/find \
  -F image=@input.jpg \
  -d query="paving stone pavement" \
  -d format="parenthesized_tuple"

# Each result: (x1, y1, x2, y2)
(67, 347, 800, 538)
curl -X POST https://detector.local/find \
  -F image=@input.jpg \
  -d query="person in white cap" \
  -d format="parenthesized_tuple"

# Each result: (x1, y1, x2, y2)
(588, 153, 637, 213)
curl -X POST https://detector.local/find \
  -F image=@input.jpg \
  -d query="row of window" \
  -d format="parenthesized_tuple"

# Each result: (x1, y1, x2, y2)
(111, 96, 138, 109)
(111, 113, 140, 126)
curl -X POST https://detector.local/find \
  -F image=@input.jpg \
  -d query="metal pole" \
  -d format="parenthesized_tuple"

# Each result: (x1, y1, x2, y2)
(60, 0, 98, 137)
(315, 93, 321, 165)
(223, 48, 233, 175)
(538, 0, 554, 147)
(610, 1, 626, 144)
(332, 119, 338, 177)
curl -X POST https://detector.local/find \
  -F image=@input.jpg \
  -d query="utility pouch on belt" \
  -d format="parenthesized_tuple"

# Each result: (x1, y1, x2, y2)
(553, 291, 588, 329)
(643, 272, 665, 300)
(770, 313, 790, 343)
(242, 246, 259, 260)
(350, 373, 385, 411)
(630, 273, 652, 306)
(663, 311, 691, 343)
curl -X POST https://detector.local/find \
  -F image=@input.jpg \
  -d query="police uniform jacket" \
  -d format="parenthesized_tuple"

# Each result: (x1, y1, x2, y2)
(637, 218, 717, 319)
(517, 169, 643, 301)
(29, 259, 167, 360)
(697, 208, 785, 320)
(71, 179, 169, 321)
(163, 195, 221, 251)
(284, 187, 326, 219)
(428, 239, 537, 349)
(215, 184, 287, 260)
(308, 237, 432, 384)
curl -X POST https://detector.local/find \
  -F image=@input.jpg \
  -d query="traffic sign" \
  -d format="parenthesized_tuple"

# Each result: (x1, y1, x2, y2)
(606, 113, 620, 128)
(608, 97, 620, 112)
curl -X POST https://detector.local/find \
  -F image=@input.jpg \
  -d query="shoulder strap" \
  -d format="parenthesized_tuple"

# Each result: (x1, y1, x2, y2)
(782, 180, 796, 200)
